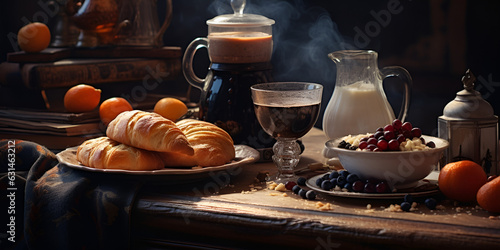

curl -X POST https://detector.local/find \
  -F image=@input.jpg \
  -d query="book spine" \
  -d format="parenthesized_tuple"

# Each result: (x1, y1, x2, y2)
(22, 59, 181, 89)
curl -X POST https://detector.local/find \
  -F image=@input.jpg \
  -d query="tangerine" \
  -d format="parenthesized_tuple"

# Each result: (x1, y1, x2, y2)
(154, 97, 188, 121)
(99, 97, 133, 126)
(18, 22, 51, 53)
(477, 176, 500, 213)
(438, 160, 487, 203)
(64, 84, 101, 113)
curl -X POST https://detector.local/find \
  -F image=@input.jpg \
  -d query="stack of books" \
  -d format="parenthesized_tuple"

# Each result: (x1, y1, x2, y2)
(0, 46, 185, 151)
(2, 47, 182, 89)
(0, 108, 104, 151)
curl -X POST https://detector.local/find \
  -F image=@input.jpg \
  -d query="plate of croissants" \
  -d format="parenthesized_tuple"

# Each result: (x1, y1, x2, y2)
(56, 110, 260, 178)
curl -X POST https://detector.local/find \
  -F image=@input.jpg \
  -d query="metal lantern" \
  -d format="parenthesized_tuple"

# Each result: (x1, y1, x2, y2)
(438, 69, 498, 175)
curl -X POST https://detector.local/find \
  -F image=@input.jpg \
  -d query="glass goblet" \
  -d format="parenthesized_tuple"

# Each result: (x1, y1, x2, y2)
(251, 82, 323, 183)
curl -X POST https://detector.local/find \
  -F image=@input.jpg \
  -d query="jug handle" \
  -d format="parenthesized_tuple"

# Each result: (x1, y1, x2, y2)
(154, 0, 173, 47)
(182, 37, 208, 90)
(380, 66, 413, 122)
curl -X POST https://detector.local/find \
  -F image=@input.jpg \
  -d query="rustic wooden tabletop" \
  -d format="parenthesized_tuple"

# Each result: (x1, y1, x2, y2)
(131, 128, 500, 249)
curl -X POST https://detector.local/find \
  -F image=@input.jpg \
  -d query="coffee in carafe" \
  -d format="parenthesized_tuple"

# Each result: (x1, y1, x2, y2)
(207, 32, 272, 64)
(182, 0, 276, 150)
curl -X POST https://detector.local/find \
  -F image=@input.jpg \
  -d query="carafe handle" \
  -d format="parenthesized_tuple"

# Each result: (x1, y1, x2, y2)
(182, 37, 208, 90)
(380, 66, 413, 122)
(154, 0, 173, 47)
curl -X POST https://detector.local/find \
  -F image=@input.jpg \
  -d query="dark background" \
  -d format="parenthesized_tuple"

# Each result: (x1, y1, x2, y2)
(1, 0, 499, 136)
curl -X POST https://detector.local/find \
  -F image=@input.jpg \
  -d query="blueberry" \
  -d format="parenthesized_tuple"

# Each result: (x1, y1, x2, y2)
(337, 176, 347, 187)
(404, 194, 413, 203)
(297, 177, 307, 186)
(315, 177, 324, 187)
(343, 182, 353, 191)
(401, 201, 411, 212)
(329, 178, 338, 188)
(323, 173, 331, 180)
(339, 170, 349, 178)
(292, 185, 301, 194)
(321, 180, 334, 190)
(329, 171, 339, 179)
(298, 188, 307, 199)
(306, 190, 316, 200)
(346, 173, 359, 183)
(425, 198, 437, 210)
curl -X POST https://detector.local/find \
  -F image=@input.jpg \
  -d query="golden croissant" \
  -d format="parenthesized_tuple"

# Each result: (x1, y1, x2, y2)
(106, 110, 194, 156)
(160, 119, 235, 167)
(77, 136, 164, 170)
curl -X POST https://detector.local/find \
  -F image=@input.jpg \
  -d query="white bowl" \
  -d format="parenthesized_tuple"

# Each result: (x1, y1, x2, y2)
(324, 135, 449, 189)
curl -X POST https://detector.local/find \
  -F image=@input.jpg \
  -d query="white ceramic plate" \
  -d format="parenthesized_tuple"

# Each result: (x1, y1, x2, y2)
(306, 173, 440, 199)
(56, 145, 260, 182)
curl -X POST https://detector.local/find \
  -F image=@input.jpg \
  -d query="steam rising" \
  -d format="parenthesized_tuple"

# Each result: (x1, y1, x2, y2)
(208, 0, 351, 127)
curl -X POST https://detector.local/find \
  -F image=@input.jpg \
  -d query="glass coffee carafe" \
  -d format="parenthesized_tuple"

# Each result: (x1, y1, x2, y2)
(323, 50, 412, 140)
(183, 0, 276, 150)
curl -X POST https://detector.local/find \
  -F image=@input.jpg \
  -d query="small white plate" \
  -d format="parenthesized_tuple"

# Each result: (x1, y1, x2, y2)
(306, 173, 440, 199)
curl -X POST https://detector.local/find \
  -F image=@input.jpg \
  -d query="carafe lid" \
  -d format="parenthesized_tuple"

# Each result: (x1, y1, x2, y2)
(207, 0, 275, 27)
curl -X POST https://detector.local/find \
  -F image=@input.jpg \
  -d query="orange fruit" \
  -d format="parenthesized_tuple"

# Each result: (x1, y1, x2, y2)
(64, 84, 101, 113)
(99, 97, 133, 126)
(438, 160, 487, 203)
(18, 22, 51, 53)
(477, 176, 500, 213)
(154, 97, 188, 121)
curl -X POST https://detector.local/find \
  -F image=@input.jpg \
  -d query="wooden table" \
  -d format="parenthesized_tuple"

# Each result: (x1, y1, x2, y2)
(131, 128, 500, 249)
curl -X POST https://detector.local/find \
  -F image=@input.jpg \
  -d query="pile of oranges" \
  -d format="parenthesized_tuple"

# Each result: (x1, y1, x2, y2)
(20, 23, 189, 127)
(439, 160, 500, 213)
(63, 84, 188, 126)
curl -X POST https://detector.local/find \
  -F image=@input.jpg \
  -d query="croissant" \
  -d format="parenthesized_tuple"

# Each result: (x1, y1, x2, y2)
(106, 110, 194, 156)
(160, 119, 235, 167)
(76, 137, 164, 170)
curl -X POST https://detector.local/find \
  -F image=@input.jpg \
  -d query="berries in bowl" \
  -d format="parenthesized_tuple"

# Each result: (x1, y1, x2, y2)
(323, 120, 449, 189)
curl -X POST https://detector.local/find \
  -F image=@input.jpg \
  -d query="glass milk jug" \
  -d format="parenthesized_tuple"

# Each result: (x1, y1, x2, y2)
(323, 50, 412, 140)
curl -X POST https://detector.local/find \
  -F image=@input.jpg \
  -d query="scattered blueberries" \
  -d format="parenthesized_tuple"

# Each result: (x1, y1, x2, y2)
(425, 198, 437, 210)
(291, 182, 317, 201)
(290, 174, 439, 210)
(298, 188, 307, 199)
(404, 194, 413, 204)
(401, 201, 412, 212)
(313, 170, 392, 194)
(297, 177, 307, 186)
(295, 173, 441, 212)
(305, 190, 316, 200)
